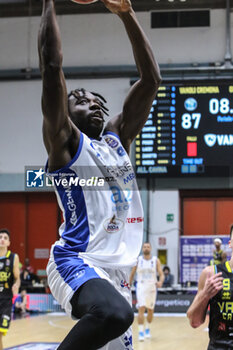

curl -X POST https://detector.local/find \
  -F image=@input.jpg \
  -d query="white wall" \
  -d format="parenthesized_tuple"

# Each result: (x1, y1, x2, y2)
(149, 190, 180, 284)
(0, 10, 231, 70)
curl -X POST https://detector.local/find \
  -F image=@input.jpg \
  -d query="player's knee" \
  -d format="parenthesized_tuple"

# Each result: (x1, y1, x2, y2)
(104, 303, 134, 336)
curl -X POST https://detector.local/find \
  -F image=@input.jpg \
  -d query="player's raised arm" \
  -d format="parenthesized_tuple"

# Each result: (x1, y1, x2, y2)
(187, 266, 223, 328)
(38, 0, 78, 165)
(103, 0, 161, 153)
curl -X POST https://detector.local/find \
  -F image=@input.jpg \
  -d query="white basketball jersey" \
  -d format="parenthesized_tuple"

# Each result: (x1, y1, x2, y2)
(137, 255, 157, 284)
(47, 131, 144, 268)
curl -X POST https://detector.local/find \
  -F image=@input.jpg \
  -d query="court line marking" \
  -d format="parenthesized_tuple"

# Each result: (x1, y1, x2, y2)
(48, 320, 72, 329)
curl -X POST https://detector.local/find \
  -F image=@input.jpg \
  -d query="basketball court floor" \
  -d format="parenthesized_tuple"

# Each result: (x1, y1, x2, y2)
(5, 312, 209, 350)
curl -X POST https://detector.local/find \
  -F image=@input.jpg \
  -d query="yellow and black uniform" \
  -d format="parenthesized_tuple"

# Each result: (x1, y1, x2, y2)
(0, 251, 15, 335)
(213, 250, 224, 265)
(208, 262, 233, 349)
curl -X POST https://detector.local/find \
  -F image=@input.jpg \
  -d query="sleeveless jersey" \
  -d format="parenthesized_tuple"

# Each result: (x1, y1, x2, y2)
(47, 131, 144, 268)
(208, 262, 233, 348)
(213, 250, 224, 265)
(137, 256, 157, 285)
(0, 251, 15, 299)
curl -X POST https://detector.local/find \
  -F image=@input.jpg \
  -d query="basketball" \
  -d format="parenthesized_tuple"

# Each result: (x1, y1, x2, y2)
(71, 0, 98, 4)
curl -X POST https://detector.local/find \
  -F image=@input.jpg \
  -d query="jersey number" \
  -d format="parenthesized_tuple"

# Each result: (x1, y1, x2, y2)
(223, 278, 230, 290)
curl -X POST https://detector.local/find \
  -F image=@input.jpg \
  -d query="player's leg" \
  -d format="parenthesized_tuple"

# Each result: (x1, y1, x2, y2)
(144, 288, 156, 338)
(138, 306, 146, 341)
(57, 278, 134, 350)
(136, 283, 146, 341)
(0, 299, 12, 350)
(145, 308, 153, 338)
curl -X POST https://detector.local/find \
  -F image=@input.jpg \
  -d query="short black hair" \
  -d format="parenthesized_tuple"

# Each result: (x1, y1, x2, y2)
(230, 224, 233, 238)
(163, 266, 170, 272)
(68, 88, 109, 116)
(0, 228, 10, 238)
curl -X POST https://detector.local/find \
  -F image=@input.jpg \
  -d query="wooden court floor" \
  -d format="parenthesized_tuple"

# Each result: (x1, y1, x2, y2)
(5, 313, 209, 350)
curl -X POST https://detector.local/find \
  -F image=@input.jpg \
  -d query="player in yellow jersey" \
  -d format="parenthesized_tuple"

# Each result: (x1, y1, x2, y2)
(187, 226, 233, 349)
(0, 229, 20, 350)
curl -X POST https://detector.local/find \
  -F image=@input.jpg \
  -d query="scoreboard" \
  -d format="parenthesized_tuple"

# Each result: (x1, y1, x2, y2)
(135, 81, 233, 177)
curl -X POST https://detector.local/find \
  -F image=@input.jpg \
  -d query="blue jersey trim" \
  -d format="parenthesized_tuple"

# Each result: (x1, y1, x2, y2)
(45, 132, 84, 174)
(55, 169, 90, 252)
(103, 131, 120, 140)
(53, 248, 100, 292)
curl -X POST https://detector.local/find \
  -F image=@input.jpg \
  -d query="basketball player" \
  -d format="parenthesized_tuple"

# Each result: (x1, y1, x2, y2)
(129, 242, 164, 341)
(38, 0, 161, 349)
(187, 226, 233, 349)
(0, 229, 20, 350)
(210, 238, 227, 265)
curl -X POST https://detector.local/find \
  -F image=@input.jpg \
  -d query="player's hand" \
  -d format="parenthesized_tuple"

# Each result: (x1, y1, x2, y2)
(100, 0, 132, 15)
(203, 272, 223, 298)
(156, 281, 163, 288)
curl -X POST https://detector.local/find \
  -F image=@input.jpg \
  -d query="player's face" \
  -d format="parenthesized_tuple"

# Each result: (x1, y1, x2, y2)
(0, 233, 10, 248)
(143, 243, 151, 255)
(215, 242, 221, 249)
(68, 91, 104, 139)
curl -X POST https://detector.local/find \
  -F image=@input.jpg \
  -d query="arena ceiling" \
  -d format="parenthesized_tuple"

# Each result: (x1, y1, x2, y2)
(0, 0, 233, 18)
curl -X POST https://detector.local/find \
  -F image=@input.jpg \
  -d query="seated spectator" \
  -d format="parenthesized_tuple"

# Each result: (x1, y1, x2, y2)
(13, 289, 28, 314)
(162, 266, 174, 287)
(20, 269, 40, 289)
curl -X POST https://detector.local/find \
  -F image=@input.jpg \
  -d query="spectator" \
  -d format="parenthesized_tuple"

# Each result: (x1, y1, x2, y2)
(162, 266, 174, 288)
(13, 289, 28, 314)
(20, 269, 39, 289)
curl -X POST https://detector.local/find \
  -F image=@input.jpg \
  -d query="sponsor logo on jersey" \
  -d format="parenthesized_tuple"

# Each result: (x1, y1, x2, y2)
(184, 98, 198, 111)
(110, 186, 133, 213)
(117, 146, 126, 156)
(204, 134, 233, 147)
(105, 161, 132, 178)
(120, 280, 131, 290)
(0, 271, 11, 282)
(6, 259, 10, 266)
(76, 269, 85, 279)
(123, 172, 135, 184)
(105, 136, 119, 148)
(103, 215, 124, 233)
(126, 217, 144, 224)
